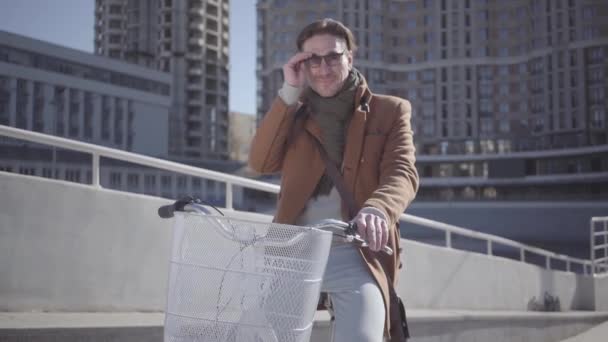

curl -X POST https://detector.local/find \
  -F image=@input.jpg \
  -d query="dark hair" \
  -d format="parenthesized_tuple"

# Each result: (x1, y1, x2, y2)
(296, 18, 357, 52)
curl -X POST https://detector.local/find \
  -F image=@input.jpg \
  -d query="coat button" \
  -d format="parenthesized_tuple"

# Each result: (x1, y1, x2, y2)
(360, 157, 365, 163)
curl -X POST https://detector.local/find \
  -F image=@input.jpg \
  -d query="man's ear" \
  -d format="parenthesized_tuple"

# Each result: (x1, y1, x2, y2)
(347, 51, 354, 70)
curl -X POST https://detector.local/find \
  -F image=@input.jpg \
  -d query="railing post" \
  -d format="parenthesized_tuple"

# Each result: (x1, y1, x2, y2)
(599, 218, 608, 272)
(92, 152, 100, 188)
(225, 182, 233, 210)
(487, 240, 493, 256)
(520, 248, 525, 262)
(591, 219, 596, 275)
(566, 259, 571, 273)
(546, 256, 551, 269)
(446, 231, 452, 248)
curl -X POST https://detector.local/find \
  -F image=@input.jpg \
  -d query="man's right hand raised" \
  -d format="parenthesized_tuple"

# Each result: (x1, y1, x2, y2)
(283, 52, 313, 88)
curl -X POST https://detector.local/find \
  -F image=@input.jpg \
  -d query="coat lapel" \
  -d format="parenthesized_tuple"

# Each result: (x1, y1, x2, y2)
(304, 114, 324, 144)
(343, 85, 371, 175)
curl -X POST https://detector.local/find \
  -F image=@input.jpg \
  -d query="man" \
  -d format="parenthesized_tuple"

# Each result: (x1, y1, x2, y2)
(249, 18, 418, 342)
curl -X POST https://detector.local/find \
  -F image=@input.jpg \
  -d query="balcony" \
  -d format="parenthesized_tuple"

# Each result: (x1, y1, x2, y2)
(187, 97, 202, 106)
(188, 20, 203, 29)
(187, 67, 203, 76)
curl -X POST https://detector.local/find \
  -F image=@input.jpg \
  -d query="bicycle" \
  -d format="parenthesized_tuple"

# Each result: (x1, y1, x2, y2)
(158, 196, 392, 342)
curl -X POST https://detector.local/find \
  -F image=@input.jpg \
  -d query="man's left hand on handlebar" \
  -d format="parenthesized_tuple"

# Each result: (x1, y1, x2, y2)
(352, 207, 389, 252)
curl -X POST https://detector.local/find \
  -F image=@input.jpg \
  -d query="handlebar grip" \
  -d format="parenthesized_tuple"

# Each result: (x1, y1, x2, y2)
(349, 222, 394, 255)
(158, 204, 175, 218)
(351, 234, 394, 255)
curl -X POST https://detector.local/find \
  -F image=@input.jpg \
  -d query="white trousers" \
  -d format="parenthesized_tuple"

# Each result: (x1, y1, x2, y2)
(320, 243, 385, 342)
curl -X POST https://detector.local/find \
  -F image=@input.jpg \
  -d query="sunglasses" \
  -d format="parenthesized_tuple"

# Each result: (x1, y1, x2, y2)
(304, 51, 346, 68)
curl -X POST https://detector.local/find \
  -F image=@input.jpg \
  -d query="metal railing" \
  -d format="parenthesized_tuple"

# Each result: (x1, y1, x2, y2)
(401, 214, 594, 275)
(0, 124, 595, 274)
(0, 125, 279, 210)
(591, 217, 608, 274)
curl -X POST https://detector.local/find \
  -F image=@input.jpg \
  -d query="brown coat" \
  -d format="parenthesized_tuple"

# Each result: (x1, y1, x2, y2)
(249, 81, 419, 340)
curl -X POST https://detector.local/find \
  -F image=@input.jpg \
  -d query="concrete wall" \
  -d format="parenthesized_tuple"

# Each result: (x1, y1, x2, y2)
(593, 274, 608, 311)
(0, 172, 172, 311)
(400, 240, 597, 311)
(1, 171, 606, 312)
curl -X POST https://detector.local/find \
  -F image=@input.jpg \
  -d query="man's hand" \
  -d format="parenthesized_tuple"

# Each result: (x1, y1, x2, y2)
(352, 207, 389, 252)
(283, 52, 313, 88)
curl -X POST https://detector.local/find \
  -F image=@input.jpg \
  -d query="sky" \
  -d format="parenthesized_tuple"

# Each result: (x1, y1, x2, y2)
(0, 0, 257, 115)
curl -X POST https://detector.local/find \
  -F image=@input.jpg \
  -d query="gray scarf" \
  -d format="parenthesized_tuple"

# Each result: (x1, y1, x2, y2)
(304, 69, 362, 197)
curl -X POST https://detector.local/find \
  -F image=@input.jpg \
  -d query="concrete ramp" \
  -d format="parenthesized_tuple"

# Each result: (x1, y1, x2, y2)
(2, 172, 608, 341)
(559, 320, 608, 342)
(2, 311, 607, 342)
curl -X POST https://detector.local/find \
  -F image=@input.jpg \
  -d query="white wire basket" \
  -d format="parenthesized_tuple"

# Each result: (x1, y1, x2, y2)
(164, 212, 333, 342)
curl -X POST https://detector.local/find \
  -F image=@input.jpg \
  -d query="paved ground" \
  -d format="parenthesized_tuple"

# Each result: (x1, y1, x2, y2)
(3, 310, 607, 329)
(0, 312, 163, 329)
(559, 320, 608, 342)
(2, 310, 607, 342)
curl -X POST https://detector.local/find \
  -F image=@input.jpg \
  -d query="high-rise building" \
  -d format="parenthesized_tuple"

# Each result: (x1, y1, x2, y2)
(256, 0, 608, 200)
(95, 0, 230, 161)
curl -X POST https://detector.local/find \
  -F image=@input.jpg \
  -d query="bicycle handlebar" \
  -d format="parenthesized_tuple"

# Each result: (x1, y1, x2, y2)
(158, 197, 213, 218)
(158, 204, 175, 218)
(158, 198, 393, 255)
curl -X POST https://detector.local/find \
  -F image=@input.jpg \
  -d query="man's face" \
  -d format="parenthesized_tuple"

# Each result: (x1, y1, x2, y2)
(301, 34, 353, 97)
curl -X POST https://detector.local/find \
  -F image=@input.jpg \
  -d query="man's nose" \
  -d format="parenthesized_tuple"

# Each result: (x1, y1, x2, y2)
(318, 59, 332, 74)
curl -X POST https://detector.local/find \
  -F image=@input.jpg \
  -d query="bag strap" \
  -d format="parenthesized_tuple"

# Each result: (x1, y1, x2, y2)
(308, 133, 358, 219)
(310, 132, 410, 341)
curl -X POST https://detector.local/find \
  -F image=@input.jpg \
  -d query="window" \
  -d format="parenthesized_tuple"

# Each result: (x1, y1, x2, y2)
(422, 86, 434, 99)
(499, 84, 509, 96)
(481, 119, 493, 134)
(422, 70, 435, 82)
(423, 103, 435, 117)
(127, 174, 139, 188)
(480, 100, 492, 113)
(499, 119, 510, 133)
(109, 4, 122, 14)
(109, 19, 122, 29)
(479, 84, 492, 97)
(409, 89, 418, 100)
(192, 178, 201, 190)
(110, 172, 122, 187)
(591, 108, 605, 128)
(497, 139, 512, 153)
(478, 10, 488, 22)
(177, 176, 187, 189)
(109, 35, 121, 44)
(423, 121, 435, 136)
(590, 86, 605, 103)
(145, 174, 156, 189)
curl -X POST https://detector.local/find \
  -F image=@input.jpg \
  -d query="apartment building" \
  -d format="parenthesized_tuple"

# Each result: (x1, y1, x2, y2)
(0, 30, 170, 157)
(95, 0, 230, 160)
